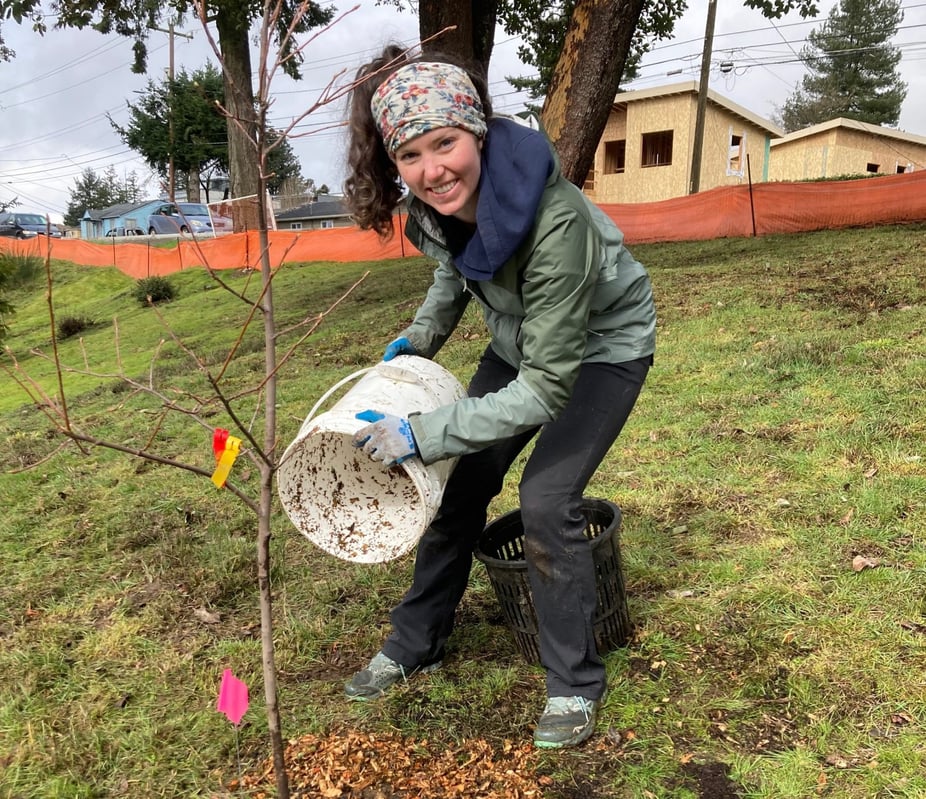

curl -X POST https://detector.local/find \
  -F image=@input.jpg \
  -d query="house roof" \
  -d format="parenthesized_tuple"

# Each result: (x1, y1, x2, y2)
(81, 200, 159, 221)
(275, 198, 351, 222)
(612, 80, 784, 137)
(770, 117, 926, 148)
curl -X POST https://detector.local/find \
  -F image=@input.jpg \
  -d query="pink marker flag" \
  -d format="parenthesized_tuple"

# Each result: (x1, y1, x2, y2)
(216, 668, 249, 726)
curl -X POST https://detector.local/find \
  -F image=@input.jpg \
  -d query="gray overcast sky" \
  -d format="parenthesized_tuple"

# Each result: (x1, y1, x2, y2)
(2, 0, 924, 224)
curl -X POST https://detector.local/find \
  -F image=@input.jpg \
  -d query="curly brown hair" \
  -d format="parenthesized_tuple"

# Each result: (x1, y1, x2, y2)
(343, 44, 493, 239)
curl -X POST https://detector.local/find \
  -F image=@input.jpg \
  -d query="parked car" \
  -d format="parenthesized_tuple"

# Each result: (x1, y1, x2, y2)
(105, 227, 146, 237)
(0, 211, 63, 238)
(147, 202, 233, 236)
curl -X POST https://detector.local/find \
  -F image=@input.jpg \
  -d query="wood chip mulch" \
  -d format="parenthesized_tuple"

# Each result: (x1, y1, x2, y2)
(230, 728, 546, 798)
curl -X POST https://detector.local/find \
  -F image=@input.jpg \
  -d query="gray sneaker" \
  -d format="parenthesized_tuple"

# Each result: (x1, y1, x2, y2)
(533, 695, 601, 748)
(345, 651, 441, 701)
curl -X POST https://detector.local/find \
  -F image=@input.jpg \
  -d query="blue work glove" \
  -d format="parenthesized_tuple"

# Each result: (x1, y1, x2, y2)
(352, 410, 418, 466)
(383, 336, 417, 362)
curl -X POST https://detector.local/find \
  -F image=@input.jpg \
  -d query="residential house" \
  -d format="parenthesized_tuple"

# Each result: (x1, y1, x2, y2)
(80, 200, 164, 239)
(274, 198, 353, 231)
(768, 118, 926, 181)
(587, 81, 783, 204)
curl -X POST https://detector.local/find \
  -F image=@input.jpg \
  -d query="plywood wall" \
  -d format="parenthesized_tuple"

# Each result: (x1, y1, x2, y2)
(589, 95, 776, 204)
(769, 129, 926, 181)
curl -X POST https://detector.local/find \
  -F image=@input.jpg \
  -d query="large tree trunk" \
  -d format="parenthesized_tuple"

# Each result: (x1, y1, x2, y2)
(418, 0, 497, 73)
(186, 169, 202, 202)
(541, 0, 645, 187)
(214, 10, 260, 200)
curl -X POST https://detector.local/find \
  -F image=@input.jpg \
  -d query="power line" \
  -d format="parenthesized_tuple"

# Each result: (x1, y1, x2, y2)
(2, 36, 129, 93)
(3, 1, 924, 215)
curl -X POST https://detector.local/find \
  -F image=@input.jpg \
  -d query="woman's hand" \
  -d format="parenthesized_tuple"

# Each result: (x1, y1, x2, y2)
(383, 337, 417, 361)
(352, 410, 418, 465)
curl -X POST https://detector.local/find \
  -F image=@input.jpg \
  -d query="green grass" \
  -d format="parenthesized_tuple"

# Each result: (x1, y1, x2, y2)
(1, 224, 925, 798)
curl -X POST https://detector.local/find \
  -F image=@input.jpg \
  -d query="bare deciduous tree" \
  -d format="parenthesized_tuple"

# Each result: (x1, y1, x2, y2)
(2, 4, 381, 796)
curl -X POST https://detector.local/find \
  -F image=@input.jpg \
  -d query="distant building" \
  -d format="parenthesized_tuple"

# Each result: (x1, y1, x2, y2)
(586, 81, 925, 204)
(274, 197, 353, 231)
(80, 200, 163, 239)
(587, 81, 783, 204)
(768, 118, 926, 181)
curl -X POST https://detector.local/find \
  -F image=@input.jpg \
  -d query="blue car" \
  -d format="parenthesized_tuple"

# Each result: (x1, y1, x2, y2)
(147, 202, 233, 236)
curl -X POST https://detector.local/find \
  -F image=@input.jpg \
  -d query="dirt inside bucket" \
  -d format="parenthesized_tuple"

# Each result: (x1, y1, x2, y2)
(278, 428, 424, 563)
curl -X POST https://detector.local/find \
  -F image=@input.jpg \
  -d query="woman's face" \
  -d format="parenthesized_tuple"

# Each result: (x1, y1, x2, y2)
(394, 127, 482, 224)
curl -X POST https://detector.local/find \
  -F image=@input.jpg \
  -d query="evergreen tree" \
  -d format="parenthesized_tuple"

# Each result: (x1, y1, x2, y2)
(111, 64, 229, 186)
(64, 170, 112, 228)
(265, 131, 305, 197)
(63, 167, 144, 227)
(112, 68, 304, 200)
(778, 0, 906, 132)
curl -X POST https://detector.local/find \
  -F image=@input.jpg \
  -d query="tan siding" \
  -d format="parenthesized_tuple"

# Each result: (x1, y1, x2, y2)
(590, 94, 774, 204)
(587, 85, 925, 203)
(591, 95, 693, 203)
(769, 129, 926, 181)
(698, 106, 771, 189)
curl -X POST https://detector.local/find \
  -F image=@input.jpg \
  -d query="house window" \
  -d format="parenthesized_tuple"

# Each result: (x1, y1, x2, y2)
(641, 130, 673, 167)
(320, 219, 335, 229)
(604, 140, 626, 174)
(866, 163, 880, 173)
(727, 129, 746, 177)
(583, 169, 595, 192)
(290, 222, 303, 230)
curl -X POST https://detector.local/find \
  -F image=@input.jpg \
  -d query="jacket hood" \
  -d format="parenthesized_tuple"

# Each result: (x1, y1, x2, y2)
(455, 117, 555, 280)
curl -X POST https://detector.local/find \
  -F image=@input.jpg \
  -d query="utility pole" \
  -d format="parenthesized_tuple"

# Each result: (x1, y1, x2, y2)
(689, 0, 717, 195)
(152, 22, 193, 203)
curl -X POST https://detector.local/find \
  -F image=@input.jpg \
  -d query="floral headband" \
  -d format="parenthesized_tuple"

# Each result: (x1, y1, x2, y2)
(371, 62, 487, 155)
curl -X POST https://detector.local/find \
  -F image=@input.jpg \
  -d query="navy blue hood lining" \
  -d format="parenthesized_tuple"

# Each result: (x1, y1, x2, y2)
(451, 117, 555, 281)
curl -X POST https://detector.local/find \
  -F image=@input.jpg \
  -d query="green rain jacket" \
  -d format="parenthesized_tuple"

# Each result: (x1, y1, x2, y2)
(399, 118, 656, 465)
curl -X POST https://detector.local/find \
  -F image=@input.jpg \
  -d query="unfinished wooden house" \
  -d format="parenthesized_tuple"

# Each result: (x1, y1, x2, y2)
(585, 80, 783, 204)
(767, 118, 926, 181)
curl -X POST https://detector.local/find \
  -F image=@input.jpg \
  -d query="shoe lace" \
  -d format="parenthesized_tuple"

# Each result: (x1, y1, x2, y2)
(370, 653, 424, 686)
(545, 696, 591, 720)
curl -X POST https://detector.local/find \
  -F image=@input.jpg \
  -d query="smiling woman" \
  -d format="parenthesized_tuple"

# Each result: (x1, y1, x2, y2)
(340, 46, 656, 751)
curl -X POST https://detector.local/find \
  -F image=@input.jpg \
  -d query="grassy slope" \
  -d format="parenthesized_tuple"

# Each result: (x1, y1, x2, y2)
(0, 224, 924, 798)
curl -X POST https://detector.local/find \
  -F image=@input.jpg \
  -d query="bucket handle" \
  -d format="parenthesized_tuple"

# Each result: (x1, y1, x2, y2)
(304, 356, 437, 424)
(303, 367, 372, 424)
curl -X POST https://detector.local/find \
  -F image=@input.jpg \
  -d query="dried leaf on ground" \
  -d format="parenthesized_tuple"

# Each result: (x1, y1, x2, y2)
(233, 728, 542, 798)
(194, 607, 222, 624)
(851, 555, 879, 572)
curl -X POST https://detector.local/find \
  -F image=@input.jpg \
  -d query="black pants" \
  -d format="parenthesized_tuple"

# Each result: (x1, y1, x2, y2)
(381, 346, 650, 700)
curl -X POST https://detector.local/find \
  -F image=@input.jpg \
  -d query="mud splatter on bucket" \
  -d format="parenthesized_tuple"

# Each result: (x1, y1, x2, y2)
(278, 356, 465, 563)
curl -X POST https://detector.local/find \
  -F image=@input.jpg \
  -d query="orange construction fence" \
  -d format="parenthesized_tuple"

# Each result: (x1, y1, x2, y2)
(599, 169, 926, 244)
(2, 171, 923, 277)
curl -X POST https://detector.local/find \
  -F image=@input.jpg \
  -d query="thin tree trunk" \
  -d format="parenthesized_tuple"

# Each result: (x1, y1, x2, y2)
(252, 77, 287, 786)
(255, 160, 287, 794)
(257, 463, 287, 798)
(541, 0, 646, 186)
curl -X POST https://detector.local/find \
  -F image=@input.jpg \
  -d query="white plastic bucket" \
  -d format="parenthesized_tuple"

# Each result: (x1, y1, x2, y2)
(277, 355, 466, 563)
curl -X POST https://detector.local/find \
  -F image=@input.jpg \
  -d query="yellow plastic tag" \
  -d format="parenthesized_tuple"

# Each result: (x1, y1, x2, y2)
(211, 435, 241, 488)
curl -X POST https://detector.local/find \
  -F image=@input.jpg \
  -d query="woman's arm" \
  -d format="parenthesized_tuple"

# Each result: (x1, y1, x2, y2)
(400, 260, 472, 358)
